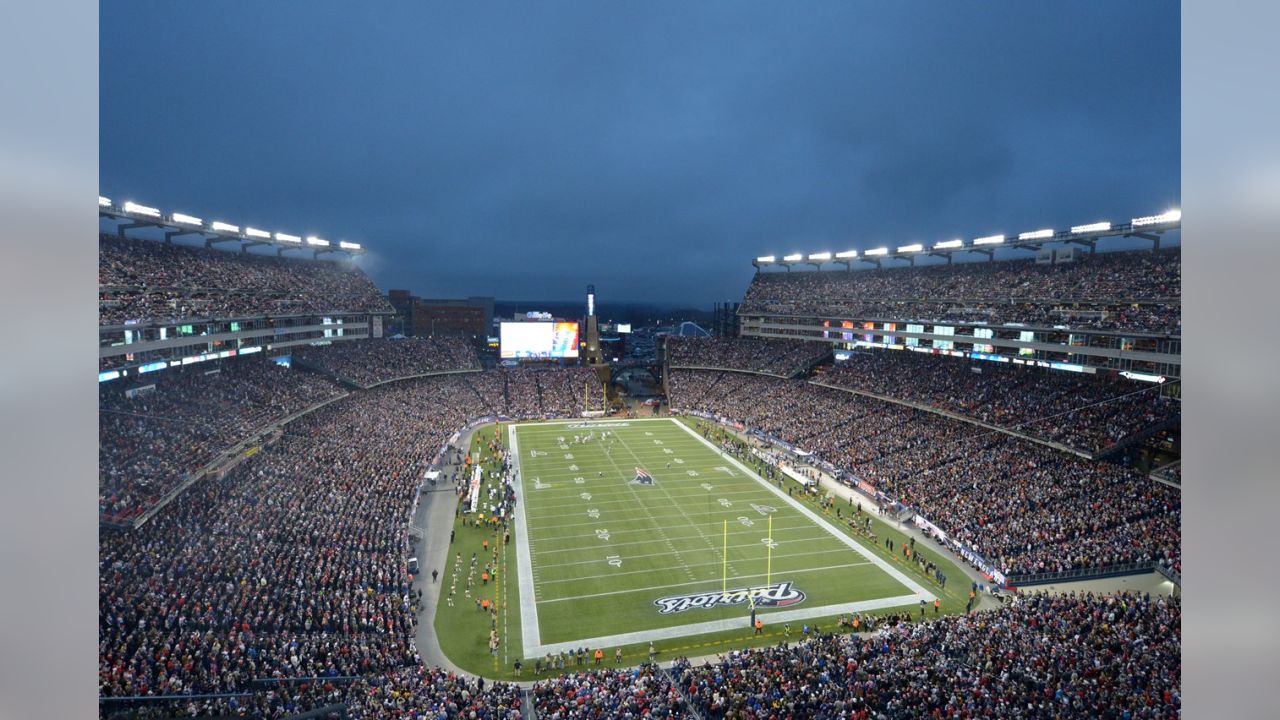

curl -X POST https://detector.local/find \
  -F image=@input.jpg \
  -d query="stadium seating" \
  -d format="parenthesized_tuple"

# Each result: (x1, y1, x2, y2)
(98, 376, 507, 713)
(99, 234, 393, 325)
(740, 248, 1180, 334)
(666, 336, 830, 376)
(466, 367, 605, 419)
(98, 359, 347, 523)
(675, 591, 1181, 719)
(818, 350, 1179, 454)
(669, 369, 1181, 579)
(294, 336, 481, 387)
(532, 663, 690, 718)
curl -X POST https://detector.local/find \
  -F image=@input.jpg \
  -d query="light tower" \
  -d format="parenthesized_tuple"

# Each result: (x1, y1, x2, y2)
(583, 284, 604, 366)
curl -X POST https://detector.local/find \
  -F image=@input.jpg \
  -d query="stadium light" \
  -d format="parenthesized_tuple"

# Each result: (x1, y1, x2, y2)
(933, 239, 963, 249)
(835, 249, 858, 259)
(782, 253, 803, 262)
(171, 212, 203, 226)
(865, 247, 888, 256)
(755, 255, 776, 263)
(1018, 229, 1054, 241)
(123, 201, 161, 218)
(338, 241, 361, 250)
(808, 252, 832, 261)
(1121, 370, 1167, 383)
(98, 196, 111, 207)
(1071, 221, 1111, 234)
(306, 236, 330, 247)
(245, 227, 271, 239)
(274, 232, 302, 243)
(973, 234, 1005, 246)
(210, 221, 240, 233)
(1132, 209, 1181, 227)
(897, 243, 923, 253)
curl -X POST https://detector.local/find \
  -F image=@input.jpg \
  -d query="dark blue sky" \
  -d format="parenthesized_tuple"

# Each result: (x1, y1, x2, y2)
(100, 1, 1179, 305)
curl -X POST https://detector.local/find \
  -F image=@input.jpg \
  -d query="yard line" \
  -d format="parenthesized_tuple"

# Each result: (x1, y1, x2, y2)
(538, 561, 873, 603)
(531, 520, 822, 544)
(530, 529, 836, 558)
(535, 546, 859, 585)
(528, 511, 809, 532)
(523, 483, 766, 502)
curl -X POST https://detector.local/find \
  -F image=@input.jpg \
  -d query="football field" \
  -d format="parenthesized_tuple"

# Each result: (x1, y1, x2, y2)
(510, 417, 935, 656)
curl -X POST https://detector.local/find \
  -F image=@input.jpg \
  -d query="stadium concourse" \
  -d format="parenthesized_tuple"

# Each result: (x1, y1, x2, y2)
(98, 234, 1180, 718)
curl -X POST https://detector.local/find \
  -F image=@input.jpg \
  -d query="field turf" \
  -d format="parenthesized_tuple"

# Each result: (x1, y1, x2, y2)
(509, 417, 934, 656)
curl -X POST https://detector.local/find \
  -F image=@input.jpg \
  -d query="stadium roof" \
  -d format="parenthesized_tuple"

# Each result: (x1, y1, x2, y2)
(754, 209, 1180, 269)
(99, 196, 366, 258)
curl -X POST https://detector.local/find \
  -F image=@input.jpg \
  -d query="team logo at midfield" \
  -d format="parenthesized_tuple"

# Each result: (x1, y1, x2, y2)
(631, 467, 655, 485)
(653, 581, 806, 615)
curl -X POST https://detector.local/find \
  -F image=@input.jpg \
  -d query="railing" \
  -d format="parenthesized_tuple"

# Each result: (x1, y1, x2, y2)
(1006, 560, 1180, 588)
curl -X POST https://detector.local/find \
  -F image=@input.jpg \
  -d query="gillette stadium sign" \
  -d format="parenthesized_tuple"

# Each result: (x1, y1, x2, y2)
(653, 581, 806, 615)
(565, 422, 630, 429)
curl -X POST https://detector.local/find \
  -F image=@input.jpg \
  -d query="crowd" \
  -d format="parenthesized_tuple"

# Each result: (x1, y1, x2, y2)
(739, 248, 1181, 334)
(99, 375, 526, 718)
(666, 336, 830, 376)
(466, 367, 605, 420)
(294, 337, 481, 386)
(675, 591, 1181, 719)
(669, 369, 1181, 579)
(1152, 461, 1182, 484)
(818, 350, 1179, 454)
(532, 663, 690, 718)
(99, 234, 393, 325)
(99, 359, 347, 523)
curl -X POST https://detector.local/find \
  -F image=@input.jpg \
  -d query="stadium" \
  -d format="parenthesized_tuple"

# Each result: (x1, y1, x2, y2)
(97, 198, 1181, 718)
(94, 4, 1184, 720)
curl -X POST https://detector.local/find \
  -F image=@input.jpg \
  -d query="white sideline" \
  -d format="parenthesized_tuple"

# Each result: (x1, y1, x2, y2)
(509, 424, 543, 658)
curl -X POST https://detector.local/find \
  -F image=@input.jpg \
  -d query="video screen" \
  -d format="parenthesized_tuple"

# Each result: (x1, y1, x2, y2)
(500, 321, 580, 359)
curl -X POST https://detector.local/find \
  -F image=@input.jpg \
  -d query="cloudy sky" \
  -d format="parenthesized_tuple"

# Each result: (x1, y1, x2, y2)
(100, 1, 1179, 305)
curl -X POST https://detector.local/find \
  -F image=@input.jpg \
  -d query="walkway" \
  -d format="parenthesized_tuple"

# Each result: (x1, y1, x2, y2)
(412, 427, 478, 675)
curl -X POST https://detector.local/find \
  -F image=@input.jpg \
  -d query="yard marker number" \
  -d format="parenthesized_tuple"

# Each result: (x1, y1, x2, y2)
(606, 555, 622, 567)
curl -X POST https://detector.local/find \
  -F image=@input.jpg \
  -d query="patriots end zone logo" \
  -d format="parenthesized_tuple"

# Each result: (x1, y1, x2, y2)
(653, 581, 806, 615)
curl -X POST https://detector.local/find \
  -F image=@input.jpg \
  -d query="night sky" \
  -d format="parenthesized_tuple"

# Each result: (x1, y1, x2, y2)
(100, 1, 1179, 305)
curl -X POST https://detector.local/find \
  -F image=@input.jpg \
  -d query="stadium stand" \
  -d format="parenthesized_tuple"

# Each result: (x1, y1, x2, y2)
(666, 336, 830, 377)
(293, 336, 481, 387)
(669, 369, 1181, 579)
(817, 350, 1179, 455)
(98, 359, 347, 523)
(675, 591, 1181, 719)
(740, 248, 1180, 334)
(99, 234, 393, 325)
(531, 663, 690, 718)
(98, 375, 524, 718)
(465, 367, 605, 419)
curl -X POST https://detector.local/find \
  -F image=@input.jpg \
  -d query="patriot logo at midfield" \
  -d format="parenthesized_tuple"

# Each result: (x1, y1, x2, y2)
(631, 467, 655, 485)
(653, 581, 806, 615)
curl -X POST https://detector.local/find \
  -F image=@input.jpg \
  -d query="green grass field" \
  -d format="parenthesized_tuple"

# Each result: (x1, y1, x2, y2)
(511, 417, 934, 655)
(435, 416, 973, 679)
